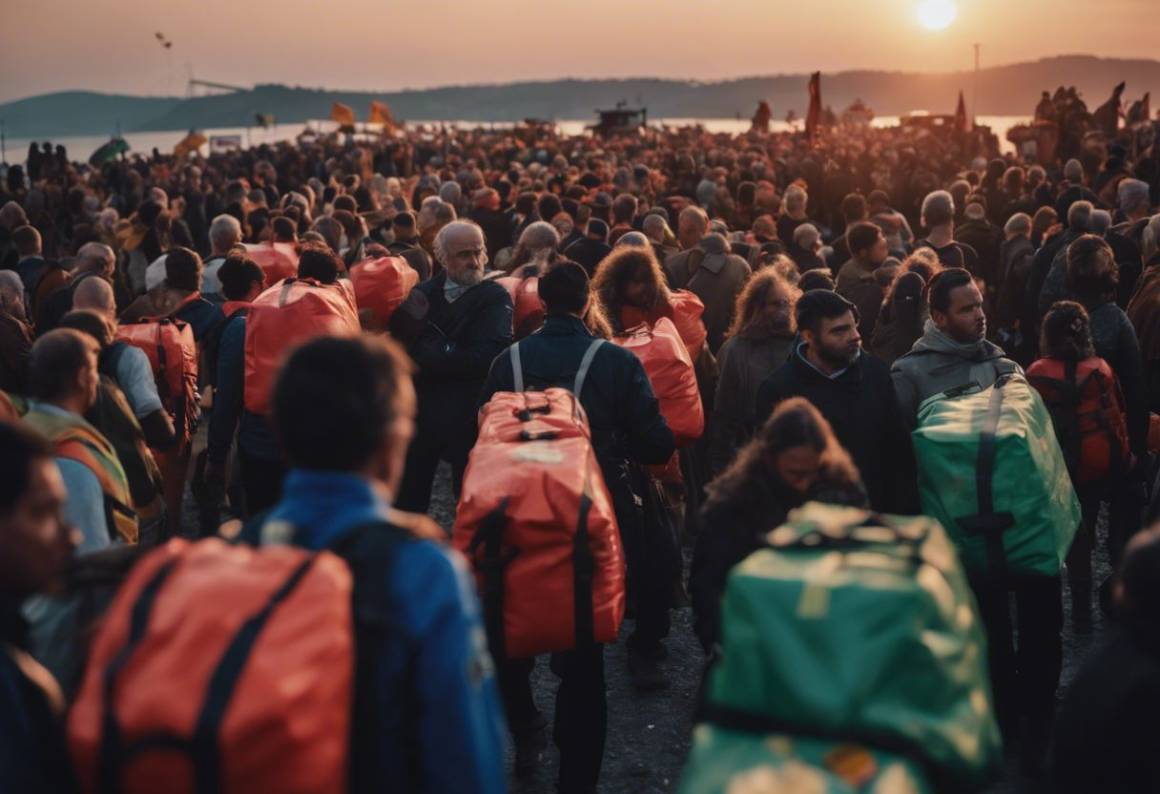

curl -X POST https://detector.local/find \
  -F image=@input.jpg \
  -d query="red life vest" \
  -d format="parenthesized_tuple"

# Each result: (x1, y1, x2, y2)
(115, 315, 199, 448)
(1027, 356, 1131, 486)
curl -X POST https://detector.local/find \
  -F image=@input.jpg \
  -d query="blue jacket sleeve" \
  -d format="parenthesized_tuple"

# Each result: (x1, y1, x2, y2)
(207, 317, 244, 465)
(392, 543, 507, 793)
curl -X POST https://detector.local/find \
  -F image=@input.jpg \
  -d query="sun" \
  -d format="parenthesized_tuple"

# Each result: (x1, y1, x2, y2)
(917, 0, 957, 30)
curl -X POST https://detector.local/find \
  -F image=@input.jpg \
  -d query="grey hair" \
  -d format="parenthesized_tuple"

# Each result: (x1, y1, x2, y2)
(1067, 200, 1094, 232)
(516, 221, 560, 254)
(72, 275, 116, 312)
(1118, 179, 1151, 215)
(0, 270, 22, 299)
(921, 190, 955, 228)
(616, 231, 651, 248)
(209, 214, 243, 252)
(1091, 209, 1112, 235)
(1064, 159, 1084, 182)
(1004, 212, 1032, 237)
(793, 223, 820, 249)
(433, 220, 485, 266)
(783, 185, 807, 214)
(1142, 214, 1160, 263)
(642, 214, 669, 242)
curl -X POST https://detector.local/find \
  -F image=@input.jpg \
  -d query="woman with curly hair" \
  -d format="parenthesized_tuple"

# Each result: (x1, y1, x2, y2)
(690, 397, 866, 651)
(709, 269, 800, 474)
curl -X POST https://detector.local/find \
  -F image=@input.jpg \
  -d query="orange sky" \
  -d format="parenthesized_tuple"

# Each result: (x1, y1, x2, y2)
(1, 0, 1154, 103)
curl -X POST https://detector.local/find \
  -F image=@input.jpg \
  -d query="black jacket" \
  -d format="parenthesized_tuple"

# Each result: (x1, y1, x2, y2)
(563, 237, 612, 277)
(477, 314, 673, 470)
(754, 346, 917, 514)
(406, 274, 513, 453)
(1051, 628, 1160, 794)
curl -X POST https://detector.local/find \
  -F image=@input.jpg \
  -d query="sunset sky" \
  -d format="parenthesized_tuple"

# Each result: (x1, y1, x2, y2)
(1, 0, 1154, 104)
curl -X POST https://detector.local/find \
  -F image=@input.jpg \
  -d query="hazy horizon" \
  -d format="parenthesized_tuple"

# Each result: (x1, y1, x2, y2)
(1, 0, 1154, 104)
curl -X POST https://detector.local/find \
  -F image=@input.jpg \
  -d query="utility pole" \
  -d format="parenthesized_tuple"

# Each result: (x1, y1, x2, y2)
(972, 42, 981, 124)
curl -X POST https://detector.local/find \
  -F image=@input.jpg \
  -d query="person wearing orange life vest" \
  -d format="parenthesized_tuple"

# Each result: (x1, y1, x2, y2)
(477, 261, 673, 793)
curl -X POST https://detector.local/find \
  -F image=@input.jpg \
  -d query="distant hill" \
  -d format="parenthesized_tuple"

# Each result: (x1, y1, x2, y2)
(4, 55, 1158, 138)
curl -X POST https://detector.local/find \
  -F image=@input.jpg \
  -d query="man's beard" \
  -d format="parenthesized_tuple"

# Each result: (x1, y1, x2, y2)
(817, 339, 860, 369)
(449, 267, 483, 288)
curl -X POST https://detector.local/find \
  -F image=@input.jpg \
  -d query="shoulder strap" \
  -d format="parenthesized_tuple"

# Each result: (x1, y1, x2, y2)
(510, 342, 524, 392)
(573, 339, 605, 397)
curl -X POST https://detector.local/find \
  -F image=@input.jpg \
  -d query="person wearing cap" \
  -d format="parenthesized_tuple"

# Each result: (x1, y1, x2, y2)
(664, 231, 752, 355)
(563, 218, 613, 277)
(386, 210, 432, 280)
(755, 289, 916, 515)
(477, 260, 673, 793)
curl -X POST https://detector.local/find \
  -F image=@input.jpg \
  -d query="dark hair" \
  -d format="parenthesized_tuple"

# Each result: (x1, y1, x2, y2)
(165, 246, 203, 292)
(297, 244, 342, 284)
(29, 328, 97, 402)
(58, 310, 114, 349)
(0, 421, 54, 515)
(927, 267, 974, 314)
(794, 289, 857, 336)
(218, 253, 266, 300)
(1117, 525, 1160, 629)
(1065, 234, 1118, 300)
(333, 195, 358, 214)
(273, 335, 413, 471)
(797, 268, 835, 292)
(271, 215, 297, 242)
(705, 397, 860, 505)
(841, 193, 867, 222)
(538, 194, 563, 223)
(12, 224, 41, 256)
(537, 260, 590, 315)
(1040, 300, 1096, 360)
(847, 221, 881, 257)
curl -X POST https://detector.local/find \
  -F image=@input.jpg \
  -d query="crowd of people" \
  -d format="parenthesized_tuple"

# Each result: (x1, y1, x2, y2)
(3, 106, 1160, 794)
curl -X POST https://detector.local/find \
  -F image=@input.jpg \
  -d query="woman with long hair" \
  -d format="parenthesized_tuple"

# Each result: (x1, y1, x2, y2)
(690, 397, 866, 652)
(709, 269, 800, 474)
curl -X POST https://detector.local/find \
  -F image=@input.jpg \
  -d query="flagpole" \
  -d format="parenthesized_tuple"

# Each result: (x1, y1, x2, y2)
(0, 119, 6, 164)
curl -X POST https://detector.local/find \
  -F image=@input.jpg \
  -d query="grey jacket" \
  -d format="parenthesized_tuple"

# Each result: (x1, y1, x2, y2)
(890, 320, 1021, 428)
(709, 332, 795, 474)
(664, 234, 751, 354)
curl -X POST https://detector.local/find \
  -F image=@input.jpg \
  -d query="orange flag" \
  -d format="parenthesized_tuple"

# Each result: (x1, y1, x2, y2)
(330, 102, 355, 126)
(368, 100, 396, 128)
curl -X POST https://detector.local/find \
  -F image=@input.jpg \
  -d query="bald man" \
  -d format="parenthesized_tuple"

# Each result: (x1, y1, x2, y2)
(0, 270, 33, 393)
(36, 242, 116, 334)
(72, 275, 175, 449)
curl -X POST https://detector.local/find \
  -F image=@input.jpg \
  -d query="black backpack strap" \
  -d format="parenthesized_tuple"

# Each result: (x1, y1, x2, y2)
(467, 499, 516, 662)
(955, 378, 1015, 585)
(326, 521, 417, 794)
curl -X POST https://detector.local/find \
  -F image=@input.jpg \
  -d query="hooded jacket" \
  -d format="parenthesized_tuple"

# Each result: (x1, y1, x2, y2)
(890, 320, 1021, 428)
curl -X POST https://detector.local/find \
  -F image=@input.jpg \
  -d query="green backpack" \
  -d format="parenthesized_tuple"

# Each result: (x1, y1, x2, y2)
(699, 503, 1001, 789)
(679, 725, 934, 794)
(912, 374, 1080, 578)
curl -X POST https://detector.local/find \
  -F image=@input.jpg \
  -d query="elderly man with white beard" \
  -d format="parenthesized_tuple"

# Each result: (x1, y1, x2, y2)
(393, 220, 513, 513)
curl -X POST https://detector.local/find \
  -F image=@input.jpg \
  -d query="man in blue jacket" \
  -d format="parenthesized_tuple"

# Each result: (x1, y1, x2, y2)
(478, 261, 674, 794)
(245, 334, 507, 793)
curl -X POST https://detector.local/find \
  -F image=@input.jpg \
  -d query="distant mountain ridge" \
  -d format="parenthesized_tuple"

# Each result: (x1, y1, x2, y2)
(3, 55, 1158, 138)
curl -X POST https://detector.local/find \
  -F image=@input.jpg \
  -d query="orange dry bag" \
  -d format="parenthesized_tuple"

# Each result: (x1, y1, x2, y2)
(115, 316, 199, 446)
(244, 242, 299, 285)
(614, 316, 704, 446)
(67, 538, 355, 794)
(454, 341, 625, 660)
(494, 275, 544, 340)
(349, 256, 419, 327)
(243, 278, 360, 415)
(620, 289, 708, 359)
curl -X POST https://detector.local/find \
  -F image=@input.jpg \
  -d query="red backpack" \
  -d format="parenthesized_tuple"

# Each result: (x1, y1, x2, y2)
(349, 256, 419, 328)
(453, 341, 625, 660)
(115, 315, 199, 447)
(243, 278, 360, 415)
(614, 317, 704, 447)
(244, 242, 299, 285)
(493, 275, 544, 340)
(1027, 356, 1131, 485)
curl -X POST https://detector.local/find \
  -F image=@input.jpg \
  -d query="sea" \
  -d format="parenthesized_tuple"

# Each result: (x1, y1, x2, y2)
(1, 116, 1029, 165)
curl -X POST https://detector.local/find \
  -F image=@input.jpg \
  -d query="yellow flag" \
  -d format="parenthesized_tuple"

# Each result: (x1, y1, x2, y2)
(173, 131, 207, 158)
(330, 102, 356, 126)
(368, 100, 396, 129)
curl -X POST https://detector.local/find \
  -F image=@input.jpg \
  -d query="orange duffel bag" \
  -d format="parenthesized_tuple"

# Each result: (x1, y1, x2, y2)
(349, 256, 419, 327)
(454, 342, 625, 660)
(68, 537, 355, 794)
(614, 316, 704, 446)
(620, 289, 708, 359)
(115, 316, 199, 447)
(244, 242, 299, 285)
(493, 275, 544, 340)
(243, 278, 360, 415)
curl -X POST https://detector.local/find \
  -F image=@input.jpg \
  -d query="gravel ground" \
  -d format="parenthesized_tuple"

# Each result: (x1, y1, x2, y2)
(427, 463, 1113, 794)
